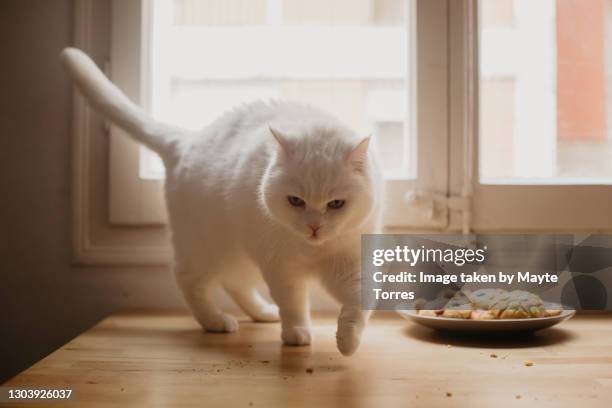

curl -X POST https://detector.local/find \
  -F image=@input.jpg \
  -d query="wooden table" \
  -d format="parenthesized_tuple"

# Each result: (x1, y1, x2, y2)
(4, 311, 612, 407)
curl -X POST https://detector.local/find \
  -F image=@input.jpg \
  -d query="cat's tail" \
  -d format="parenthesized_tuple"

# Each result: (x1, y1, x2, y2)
(60, 47, 182, 159)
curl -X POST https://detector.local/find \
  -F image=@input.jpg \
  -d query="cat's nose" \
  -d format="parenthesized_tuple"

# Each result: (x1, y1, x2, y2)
(308, 224, 321, 235)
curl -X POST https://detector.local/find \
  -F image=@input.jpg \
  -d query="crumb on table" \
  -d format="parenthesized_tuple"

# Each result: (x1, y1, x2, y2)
(524, 361, 534, 367)
(490, 353, 498, 358)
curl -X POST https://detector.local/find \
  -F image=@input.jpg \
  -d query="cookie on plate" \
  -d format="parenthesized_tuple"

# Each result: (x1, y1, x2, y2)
(468, 288, 508, 310)
(542, 302, 563, 317)
(441, 296, 472, 319)
(490, 290, 546, 319)
(470, 309, 496, 320)
(415, 297, 448, 316)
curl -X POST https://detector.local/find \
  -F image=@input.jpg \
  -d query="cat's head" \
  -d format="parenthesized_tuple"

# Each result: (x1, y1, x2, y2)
(260, 125, 379, 245)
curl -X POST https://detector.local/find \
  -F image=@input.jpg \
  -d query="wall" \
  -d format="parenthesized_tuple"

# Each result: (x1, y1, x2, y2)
(0, 0, 185, 383)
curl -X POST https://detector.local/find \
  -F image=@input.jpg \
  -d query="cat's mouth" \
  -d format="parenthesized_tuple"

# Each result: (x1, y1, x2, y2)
(306, 232, 327, 245)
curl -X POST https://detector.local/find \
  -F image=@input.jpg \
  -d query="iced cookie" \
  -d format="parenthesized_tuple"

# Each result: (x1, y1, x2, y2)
(416, 297, 447, 316)
(542, 302, 563, 317)
(544, 309, 562, 317)
(468, 288, 508, 310)
(441, 296, 472, 319)
(470, 309, 496, 320)
(418, 309, 442, 317)
(490, 290, 546, 319)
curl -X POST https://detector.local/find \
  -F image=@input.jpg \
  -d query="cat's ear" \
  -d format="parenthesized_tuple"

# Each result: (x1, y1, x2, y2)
(347, 136, 371, 172)
(269, 125, 291, 156)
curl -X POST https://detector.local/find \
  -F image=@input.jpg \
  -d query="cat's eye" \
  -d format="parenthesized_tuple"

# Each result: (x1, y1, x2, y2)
(287, 196, 306, 207)
(327, 199, 345, 210)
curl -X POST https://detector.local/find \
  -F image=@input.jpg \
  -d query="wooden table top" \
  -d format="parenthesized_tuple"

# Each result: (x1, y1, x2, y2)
(4, 311, 612, 407)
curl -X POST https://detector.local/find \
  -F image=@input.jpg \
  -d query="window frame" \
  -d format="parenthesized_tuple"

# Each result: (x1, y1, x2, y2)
(108, 0, 166, 225)
(461, 0, 612, 232)
(72, 0, 612, 266)
(107, 0, 453, 230)
(72, 0, 171, 266)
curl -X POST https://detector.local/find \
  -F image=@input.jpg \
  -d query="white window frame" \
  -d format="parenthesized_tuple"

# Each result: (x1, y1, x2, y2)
(462, 0, 612, 232)
(108, 0, 166, 225)
(72, 0, 612, 266)
(107, 0, 452, 230)
(72, 0, 171, 266)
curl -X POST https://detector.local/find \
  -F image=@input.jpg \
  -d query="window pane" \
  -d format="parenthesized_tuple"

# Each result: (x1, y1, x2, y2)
(143, 0, 413, 179)
(479, 0, 612, 182)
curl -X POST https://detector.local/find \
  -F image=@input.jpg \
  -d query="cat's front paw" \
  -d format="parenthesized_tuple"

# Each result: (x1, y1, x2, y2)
(203, 313, 239, 333)
(336, 326, 361, 356)
(281, 327, 311, 346)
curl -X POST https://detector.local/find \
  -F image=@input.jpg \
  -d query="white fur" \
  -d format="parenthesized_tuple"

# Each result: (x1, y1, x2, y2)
(61, 47, 384, 356)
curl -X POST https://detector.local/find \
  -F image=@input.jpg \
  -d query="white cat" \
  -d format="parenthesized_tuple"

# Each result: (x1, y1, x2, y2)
(60, 48, 383, 355)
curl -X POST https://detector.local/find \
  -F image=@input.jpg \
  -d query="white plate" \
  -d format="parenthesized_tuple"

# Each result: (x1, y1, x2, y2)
(396, 308, 575, 332)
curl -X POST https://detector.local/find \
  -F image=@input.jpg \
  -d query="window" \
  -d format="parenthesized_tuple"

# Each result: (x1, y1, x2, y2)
(143, 0, 411, 179)
(480, 0, 612, 182)
(108, 0, 451, 231)
(72, 0, 612, 265)
(471, 0, 612, 231)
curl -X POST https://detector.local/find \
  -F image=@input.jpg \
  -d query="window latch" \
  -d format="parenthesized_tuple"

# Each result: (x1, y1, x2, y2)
(404, 190, 470, 222)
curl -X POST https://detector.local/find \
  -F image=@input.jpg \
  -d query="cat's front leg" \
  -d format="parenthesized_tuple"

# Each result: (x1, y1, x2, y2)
(265, 275, 312, 346)
(322, 268, 371, 356)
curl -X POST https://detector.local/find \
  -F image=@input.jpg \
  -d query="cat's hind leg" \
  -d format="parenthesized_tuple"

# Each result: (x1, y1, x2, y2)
(176, 268, 239, 333)
(224, 283, 280, 323)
